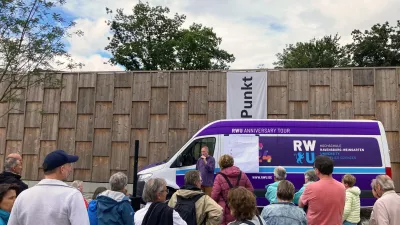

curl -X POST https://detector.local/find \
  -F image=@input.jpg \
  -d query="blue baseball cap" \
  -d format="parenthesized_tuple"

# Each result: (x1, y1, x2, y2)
(43, 150, 79, 172)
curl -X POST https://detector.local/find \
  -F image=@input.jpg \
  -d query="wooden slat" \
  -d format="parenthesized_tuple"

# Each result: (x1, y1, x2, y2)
(188, 87, 207, 114)
(288, 102, 309, 119)
(40, 114, 58, 140)
(353, 69, 374, 86)
(112, 115, 130, 141)
(168, 129, 188, 157)
(149, 115, 168, 142)
(188, 115, 207, 138)
(132, 73, 151, 101)
(150, 88, 168, 114)
(75, 142, 92, 169)
(5, 141, 22, 156)
(23, 128, 40, 154)
(267, 87, 288, 114)
(149, 142, 168, 164)
(8, 89, 26, 113)
(169, 102, 188, 129)
(376, 102, 399, 131)
(332, 102, 353, 119)
(113, 88, 132, 114)
(78, 88, 95, 114)
(61, 74, 78, 101)
(189, 71, 208, 87)
(310, 86, 330, 115)
(208, 102, 226, 123)
(354, 86, 375, 115)
(21, 155, 38, 180)
(310, 115, 331, 119)
(93, 129, 111, 156)
(111, 142, 129, 170)
(267, 115, 288, 119)
(0, 155, 4, 174)
(76, 115, 94, 141)
(169, 72, 189, 101)
(79, 73, 96, 87)
(0, 129, 5, 154)
(208, 72, 226, 101)
(331, 70, 352, 101)
(39, 141, 57, 167)
(43, 89, 60, 113)
(0, 103, 8, 127)
(288, 70, 308, 101)
(114, 72, 133, 88)
(375, 69, 397, 101)
(27, 84, 44, 102)
(25, 102, 42, 128)
(354, 115, 376, 120)
(391, 163, 400, 192)
(74, 169, 91, 181)
(44, 73, 62, 88)
(59, 103, 76, 128)
(92, 156, 110, 182)
(7, 114, 24, 140)
(152, 72, 169, 87)
(56, 129, 74, 155)
(129, 157, 148, 183)
(131, 102, 149, 128)
(95, 102, 112, 128)
(309, 69, 330, 86)
(386, 132, 400, 163)
(268, 70, 288, 86)
(96, 74, 114, 101)
(131, 129, 148, 157)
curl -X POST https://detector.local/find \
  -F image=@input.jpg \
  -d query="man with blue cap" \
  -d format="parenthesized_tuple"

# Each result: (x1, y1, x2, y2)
(8, 150, 90, 225)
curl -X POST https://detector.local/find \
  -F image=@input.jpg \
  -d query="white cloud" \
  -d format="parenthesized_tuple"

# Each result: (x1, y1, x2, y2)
(60, 0, 400, 70)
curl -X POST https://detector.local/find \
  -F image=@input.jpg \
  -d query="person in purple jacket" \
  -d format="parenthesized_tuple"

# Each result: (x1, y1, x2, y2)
(195, 146, 215, 196)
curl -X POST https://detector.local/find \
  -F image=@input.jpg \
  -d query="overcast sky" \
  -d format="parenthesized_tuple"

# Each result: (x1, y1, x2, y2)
(59, 0, 400, 71)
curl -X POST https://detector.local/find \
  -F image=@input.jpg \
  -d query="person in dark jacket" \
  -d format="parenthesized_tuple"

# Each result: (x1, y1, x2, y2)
(96, 172, 134, 225)
(88, 186, 107, 225)
(0, 154, 28, 195)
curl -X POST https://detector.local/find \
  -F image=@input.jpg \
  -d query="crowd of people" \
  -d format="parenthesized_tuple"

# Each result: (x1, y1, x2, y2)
(0, 147, 398, 225)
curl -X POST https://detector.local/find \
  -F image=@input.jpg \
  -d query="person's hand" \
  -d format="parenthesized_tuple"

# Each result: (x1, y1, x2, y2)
(201, 155, 206, 160)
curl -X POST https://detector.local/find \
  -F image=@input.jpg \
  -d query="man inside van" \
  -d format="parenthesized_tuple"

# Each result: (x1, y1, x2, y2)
(299, 155, 345, 225)
(195, 146, 215, 196)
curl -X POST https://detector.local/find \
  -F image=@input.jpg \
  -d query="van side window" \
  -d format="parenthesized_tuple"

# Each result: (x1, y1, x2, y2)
(171, 137, 216, 168)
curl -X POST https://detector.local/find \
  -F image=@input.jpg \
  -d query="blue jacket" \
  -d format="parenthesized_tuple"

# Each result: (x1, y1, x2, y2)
(261, 202, 307, 225)
(265, 181, 280, 204)
(0, 209, 10, 225)
(88, 200, 98, 225)
(96, 190, 135, 225)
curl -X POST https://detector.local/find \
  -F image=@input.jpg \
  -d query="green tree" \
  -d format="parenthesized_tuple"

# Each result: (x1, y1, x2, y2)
(0, 0, 83, 112)
(105, 2, 235, 70)
(273, 34, 349, 68)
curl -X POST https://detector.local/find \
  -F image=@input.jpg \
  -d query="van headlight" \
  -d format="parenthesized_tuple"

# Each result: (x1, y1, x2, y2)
(138, 173, 152, 182)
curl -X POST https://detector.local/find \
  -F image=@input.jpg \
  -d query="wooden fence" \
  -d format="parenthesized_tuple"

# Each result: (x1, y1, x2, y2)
(0, 68, 399, 189)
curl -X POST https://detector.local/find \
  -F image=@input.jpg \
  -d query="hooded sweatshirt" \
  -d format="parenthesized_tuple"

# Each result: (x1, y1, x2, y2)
(0, 209, 9, 225)
(342, 186, 361, 223)
(168, 185, 223, 225)
(96, 190, 134, 225)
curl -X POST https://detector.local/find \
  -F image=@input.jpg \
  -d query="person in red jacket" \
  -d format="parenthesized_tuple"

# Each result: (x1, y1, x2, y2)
(72, 180, 88, 209)
(211, 154, 254, 225)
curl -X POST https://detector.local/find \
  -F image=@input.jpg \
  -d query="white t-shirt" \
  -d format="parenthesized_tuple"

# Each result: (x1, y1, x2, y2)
(8, 179, 89, 225)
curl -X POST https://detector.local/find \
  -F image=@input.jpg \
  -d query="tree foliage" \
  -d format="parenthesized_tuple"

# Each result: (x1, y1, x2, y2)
(0, 0, 83, 112)
(274, 20, 400, 68)
(105, 2, 235, 70)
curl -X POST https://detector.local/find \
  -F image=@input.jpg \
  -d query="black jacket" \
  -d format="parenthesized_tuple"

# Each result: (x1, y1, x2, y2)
(142, 202, 173, 225)
(0, 171, 28, 195)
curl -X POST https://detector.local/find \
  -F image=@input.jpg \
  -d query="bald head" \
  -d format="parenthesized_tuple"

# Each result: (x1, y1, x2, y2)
(7, 153, 22, 161)
(4, 153, 23, 175)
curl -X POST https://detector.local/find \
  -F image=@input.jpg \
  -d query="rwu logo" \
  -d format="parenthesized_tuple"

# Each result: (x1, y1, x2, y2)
(293, 140, 316, 164)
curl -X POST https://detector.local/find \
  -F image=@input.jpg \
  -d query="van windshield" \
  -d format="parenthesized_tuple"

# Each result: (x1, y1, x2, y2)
(171, 137, 216, 168)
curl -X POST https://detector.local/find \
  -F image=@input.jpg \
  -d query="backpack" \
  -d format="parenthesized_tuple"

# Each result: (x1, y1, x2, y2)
(174, 193, 205, 225)
(216, 171, 242, 207)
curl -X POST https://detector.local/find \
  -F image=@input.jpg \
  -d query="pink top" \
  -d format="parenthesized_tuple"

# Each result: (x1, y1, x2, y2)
(300, 177, 345, 225)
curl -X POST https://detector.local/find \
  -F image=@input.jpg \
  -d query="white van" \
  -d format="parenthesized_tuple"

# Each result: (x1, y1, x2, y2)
(137, 119, 392, 207)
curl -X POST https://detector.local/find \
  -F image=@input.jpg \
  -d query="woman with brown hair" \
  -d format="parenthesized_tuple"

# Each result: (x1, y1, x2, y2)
(0, 184, 19, 225)
(227, 187, 266, 225)
(211, 154, 254, 225)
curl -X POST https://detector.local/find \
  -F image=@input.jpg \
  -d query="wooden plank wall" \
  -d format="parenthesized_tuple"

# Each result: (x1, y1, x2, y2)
(0, 68, 399, 189)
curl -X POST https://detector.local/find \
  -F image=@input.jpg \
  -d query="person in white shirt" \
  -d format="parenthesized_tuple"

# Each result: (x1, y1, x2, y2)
(8, 149, 89, 225)
(134, 178, 187, 225)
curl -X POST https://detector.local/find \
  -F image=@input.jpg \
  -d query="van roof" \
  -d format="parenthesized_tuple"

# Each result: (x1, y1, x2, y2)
(194, 119, 381, 137)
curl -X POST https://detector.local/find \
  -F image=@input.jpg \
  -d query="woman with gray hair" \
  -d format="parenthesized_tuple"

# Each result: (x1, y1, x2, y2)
(134, 178, 186, 225)
(369, 175, 400, 225)
(95, 172, 135, 225)
(265, 166, 287, 204)
(293, 169, 318, 205)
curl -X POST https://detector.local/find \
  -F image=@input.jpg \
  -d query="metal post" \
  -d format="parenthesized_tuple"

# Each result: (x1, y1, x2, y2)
(133, 140, 139, 197)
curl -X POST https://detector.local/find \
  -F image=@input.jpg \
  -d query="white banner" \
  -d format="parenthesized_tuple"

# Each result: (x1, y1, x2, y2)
(223, 134, 259, 173)
(227, 71, 267, 119)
